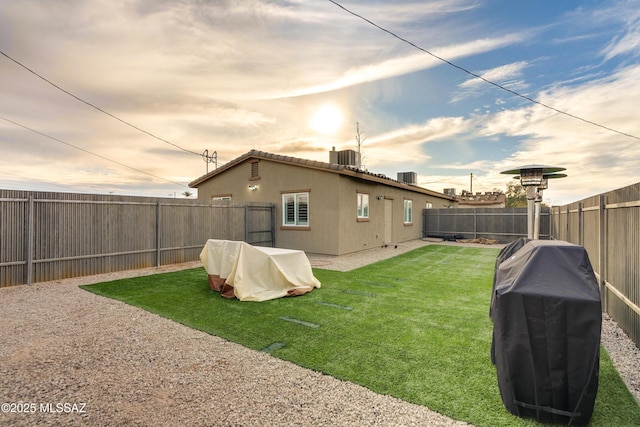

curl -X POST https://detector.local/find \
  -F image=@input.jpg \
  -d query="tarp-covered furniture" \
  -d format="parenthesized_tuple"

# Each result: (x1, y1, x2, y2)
(491, 240, 601, 425)
(200, 239, 321, 302)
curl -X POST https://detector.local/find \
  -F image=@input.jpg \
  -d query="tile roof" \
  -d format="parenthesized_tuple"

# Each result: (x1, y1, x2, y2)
(189, 149, 456, 201)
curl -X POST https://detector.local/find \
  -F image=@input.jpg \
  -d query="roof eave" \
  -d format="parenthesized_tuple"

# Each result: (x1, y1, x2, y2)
(188, 149, 457, 201)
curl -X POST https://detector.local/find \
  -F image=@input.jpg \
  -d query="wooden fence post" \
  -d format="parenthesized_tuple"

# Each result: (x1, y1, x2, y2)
(270, 204, 276, 247)
(25, 195, 34, 286)
(565, 205, 570, 240)
(598, 195, 606, 311)
(578, 202, 583, 246)
(244, 205, 249, 243)
(156, 202, 161, 267)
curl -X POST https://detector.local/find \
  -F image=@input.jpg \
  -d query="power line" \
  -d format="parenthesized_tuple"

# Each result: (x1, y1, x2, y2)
(0, 115, 187, 188)
(327, 0, 640, 141)
(0, 49, 204, 156)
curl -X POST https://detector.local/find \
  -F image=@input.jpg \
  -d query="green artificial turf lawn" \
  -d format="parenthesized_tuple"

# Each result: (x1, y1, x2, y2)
(82, 245, 640, 426)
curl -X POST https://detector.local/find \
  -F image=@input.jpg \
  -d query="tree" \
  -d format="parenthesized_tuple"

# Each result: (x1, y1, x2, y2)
(182, 191, 193, 198)
(505, 182, 527, 207)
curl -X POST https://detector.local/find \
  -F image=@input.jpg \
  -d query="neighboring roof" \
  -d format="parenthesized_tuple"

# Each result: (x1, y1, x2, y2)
(457, 191, 506, 206)
(189, 149, 457, 201)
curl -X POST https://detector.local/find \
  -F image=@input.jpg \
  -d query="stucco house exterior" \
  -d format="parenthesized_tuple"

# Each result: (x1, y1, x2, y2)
(189, 149, 457, 256)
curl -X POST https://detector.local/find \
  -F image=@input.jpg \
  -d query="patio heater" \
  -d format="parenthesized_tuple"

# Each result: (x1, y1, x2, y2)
(501, 165, 566, 239)
(533, 173, 567, 239)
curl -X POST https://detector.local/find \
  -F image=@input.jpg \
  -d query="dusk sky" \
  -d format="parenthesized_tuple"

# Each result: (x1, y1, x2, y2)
(1, 0, 639, 204)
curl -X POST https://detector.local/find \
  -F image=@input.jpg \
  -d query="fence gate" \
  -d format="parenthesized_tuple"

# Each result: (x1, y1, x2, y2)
(244, 204, 275, 247)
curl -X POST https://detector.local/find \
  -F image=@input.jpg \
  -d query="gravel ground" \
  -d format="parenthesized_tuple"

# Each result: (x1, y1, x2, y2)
(0, 240, 638, 426)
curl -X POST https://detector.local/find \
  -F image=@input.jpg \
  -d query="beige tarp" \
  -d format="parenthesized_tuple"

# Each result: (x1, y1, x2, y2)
(199, 239, 321, 302)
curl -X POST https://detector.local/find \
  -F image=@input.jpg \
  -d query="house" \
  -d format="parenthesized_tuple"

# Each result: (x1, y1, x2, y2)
(454, 190, 506, 208)
(189, 149, 458, 256)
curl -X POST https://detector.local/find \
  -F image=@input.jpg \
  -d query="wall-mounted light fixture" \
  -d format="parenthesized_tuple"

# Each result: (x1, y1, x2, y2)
(248, 184, 258, 191)
(376, 195, 383, 200)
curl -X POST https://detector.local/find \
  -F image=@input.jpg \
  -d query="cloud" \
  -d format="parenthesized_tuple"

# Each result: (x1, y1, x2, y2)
(602, 19, 640, 59)
(277, 34, 524, 98)
(370, 116, 470, 146)
(597, 3, 640, 60)
(355, 0, 479, 22)
(459, 61, 529, 89)
(378, 59, 640, 201)
(478, 63, 640, 203)
(356, 116, 472, 166)
(451, 61, 530, 104)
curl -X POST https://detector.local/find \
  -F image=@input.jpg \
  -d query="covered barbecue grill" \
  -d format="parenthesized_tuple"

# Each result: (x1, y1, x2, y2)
(491, 239, 602, 425)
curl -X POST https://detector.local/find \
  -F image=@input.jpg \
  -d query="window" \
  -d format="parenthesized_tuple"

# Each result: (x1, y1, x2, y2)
(404, 199, 413, 224)
(282, 192, 309, 226)
(357, 193, 369, 219)
(211, 194, 231, 202)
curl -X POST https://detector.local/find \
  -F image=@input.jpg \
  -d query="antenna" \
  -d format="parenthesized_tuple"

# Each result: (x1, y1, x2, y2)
(355, 122, 365, 169)
(203, 149, 218, 173)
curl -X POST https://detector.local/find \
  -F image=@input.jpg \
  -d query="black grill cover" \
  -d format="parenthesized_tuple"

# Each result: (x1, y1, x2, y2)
(491, 240, 602, 425)
(490, 238, 532, 324)
(490, 238, 532, 365)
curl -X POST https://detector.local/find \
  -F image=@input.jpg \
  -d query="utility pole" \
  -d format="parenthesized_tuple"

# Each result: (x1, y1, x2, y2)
(470, 172, 473, 194)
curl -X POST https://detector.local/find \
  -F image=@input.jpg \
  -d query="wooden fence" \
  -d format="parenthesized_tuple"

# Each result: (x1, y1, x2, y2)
(550, 182, 640, 348)
(422, 207, 550, 242)
(0, 190, 274, 287)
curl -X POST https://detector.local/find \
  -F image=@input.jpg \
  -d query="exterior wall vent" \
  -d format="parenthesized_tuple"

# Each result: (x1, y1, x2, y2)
(397, 172, 417, 185)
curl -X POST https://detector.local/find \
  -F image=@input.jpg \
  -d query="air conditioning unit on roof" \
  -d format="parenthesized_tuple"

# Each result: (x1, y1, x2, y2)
(329, 147, 360, 167)
(397, 172, 417, 185)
